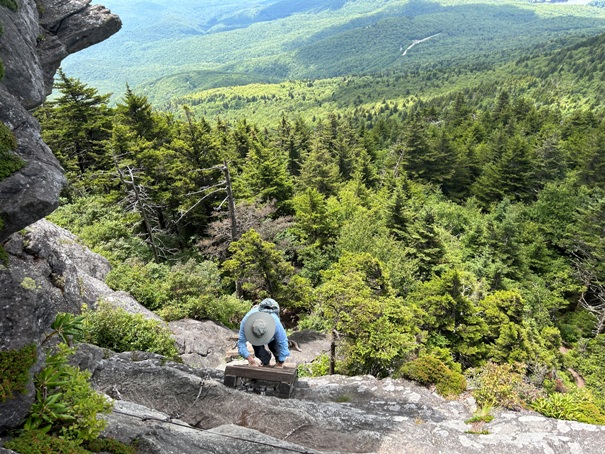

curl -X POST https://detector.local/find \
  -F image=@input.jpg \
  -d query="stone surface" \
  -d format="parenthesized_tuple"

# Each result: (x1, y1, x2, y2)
(0, 219, 156, 432)
(81, 350, 605, 454)
(169, 319, 237, 369)
(0, 0, 121, 242)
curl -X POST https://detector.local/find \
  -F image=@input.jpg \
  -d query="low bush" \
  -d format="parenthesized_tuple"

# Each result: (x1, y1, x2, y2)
(158, 293, 249, 328)
(395, 355, 467, 397)
(0, 122, 25, 181)
(25, 343, 112, 441)
(4, 430, 90, 454)
(85, 437, 136, 454)
(4, 431, 136, 454)
(82, 302, 179, 359)
(297, 353, 332, 377)
(532, 389, 605, 425)
(465, 361, 544, 409)
(0, 0, 18, 11)
(564, 335, 605, 406)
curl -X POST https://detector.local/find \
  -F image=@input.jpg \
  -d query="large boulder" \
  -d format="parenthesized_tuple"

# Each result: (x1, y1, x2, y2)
(0, 217, 167, 432)
(0, 0, 120, 242)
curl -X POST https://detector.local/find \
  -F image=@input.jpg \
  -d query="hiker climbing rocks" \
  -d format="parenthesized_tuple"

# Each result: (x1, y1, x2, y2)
(238, 298, 290, 368)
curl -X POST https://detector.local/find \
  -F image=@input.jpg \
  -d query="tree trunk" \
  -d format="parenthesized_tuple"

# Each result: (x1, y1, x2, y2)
(223, 160, 242, 298)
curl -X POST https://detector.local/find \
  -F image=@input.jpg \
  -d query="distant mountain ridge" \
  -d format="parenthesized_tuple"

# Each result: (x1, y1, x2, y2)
(62, 0, 605, 103)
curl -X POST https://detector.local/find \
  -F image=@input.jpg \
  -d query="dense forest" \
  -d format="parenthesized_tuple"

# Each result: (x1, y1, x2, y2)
(36, 25, 605, 429)
(63, 0, 605, 100)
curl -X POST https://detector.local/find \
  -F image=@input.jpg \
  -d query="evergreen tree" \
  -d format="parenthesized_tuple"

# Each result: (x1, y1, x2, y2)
(222, 229, 294, 301)
(234, 138, 294, 215)
(297, 129, 341, 196)
(37, 70, 112, 188)
(472, 135, 537, 206)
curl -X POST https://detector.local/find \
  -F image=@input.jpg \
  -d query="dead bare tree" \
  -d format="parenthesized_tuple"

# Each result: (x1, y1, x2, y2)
(573, 253, 605, 337)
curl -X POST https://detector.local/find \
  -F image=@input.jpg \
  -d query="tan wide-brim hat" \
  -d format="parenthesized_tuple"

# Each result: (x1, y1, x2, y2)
(244, 311, 276, 346)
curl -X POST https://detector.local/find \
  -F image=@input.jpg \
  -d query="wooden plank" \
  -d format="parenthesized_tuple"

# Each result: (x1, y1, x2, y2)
(224, 365, 297, 383)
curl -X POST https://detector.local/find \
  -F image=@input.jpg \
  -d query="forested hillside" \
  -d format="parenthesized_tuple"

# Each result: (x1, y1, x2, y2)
(37, 18, 605, 427)
(164, 31, 605, 124)
(62, 0, 605, 101)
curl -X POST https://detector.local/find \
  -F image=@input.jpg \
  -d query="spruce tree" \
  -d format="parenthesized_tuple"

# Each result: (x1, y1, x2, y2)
(37, 69, 112, 187)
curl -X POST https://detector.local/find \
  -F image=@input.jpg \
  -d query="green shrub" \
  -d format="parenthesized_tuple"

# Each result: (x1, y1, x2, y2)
(47, 195, 151, 265)
(557, 309, 596, 345)
(18, 314, 111, 443)
(84, 437, 136, 454)
(4, 431, 136, 454)
(106, 259, 171, 310)
(532, 389, 605, 425)
(395, 355, 466, 397)
(0, 121, 25, 181)
(465, 362, 543, 410)
(297, 353, 332, 378)
(564, 335, 605, 405)
(4, 430, 90, 454)
(158, 294, 249, 328)
(0, 344, 37, 402)
(25, 343, 112, 441)
(465, 406, 494, 424)
(82, 302, 179, 359)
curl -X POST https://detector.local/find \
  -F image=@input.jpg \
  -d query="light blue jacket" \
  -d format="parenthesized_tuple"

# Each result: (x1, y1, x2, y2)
(237, 306, 290, 362)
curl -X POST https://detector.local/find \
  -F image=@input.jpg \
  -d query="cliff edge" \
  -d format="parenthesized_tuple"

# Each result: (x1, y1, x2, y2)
(0, 0, 120, 242)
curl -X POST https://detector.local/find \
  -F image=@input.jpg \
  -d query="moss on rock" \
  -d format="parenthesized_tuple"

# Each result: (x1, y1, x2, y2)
(0, 343, 37, 402)
(0, 0, 19, 12)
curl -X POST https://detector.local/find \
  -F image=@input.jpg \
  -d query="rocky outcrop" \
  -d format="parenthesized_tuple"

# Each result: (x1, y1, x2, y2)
(0, 0, 120, 242)
(74, 347, 605, 454)
(0, 218, 161, 432)
(0, 1, 119, 432)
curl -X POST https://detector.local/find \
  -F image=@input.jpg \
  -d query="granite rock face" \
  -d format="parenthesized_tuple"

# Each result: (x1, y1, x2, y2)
(0, 0, 120, 242)
(0, 218, 162, 432)
(0, 1, 119, 431)
(77, 348, 605, 454)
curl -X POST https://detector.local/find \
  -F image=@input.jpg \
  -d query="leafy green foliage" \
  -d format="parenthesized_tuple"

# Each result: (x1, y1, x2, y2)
(4, 431, 136, 454)
(565, 335, 605, 405)
(4, 430, 91, 454)
(0, 344, 37, 402)
(24, 314, 112, 443)
(82, 302, 178, 359)
(466, 362, 543, 410)
(46, 194, 151, 265)
(42, 313, 85, 347)
(222, 229, 294, 301)
(395, 355, 467, 397)
(465, 406, 494, 425)
(35, 71, 112, 195)
(532, 389, 605, 425)
(316, 253, 419, 376)
(297, 353, 332, 378)
(84, 438, 136, 454)
(25, 345, 112, 441)
(106, 258, 248, 326)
